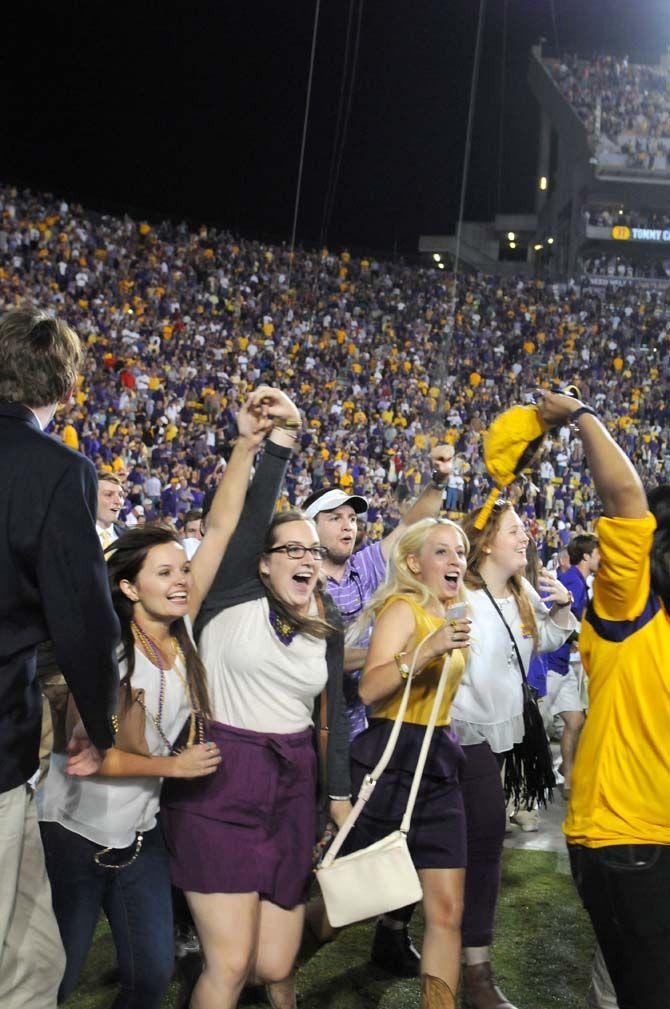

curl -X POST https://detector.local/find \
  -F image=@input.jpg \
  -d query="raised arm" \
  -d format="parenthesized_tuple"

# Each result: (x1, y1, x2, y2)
(380, 443, 453, 561)
(194, 389, 300, 628)
(537, 391, 647, 519)
(187, 393, 273, 622)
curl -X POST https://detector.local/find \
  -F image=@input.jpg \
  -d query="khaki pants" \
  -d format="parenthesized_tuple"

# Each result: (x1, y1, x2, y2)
(0, 785, 65, 1008)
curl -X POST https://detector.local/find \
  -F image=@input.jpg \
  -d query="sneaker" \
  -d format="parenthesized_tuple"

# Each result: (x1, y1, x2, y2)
(509, 809, 540, 832)
(174, 925, 201, 958)
(370, 921, 420, 977)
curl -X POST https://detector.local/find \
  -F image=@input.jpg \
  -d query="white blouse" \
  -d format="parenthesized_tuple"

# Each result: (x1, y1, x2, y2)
(38, 645, 191, 849)
(199, 596, 328, 734)
(450, 579, 576, 754)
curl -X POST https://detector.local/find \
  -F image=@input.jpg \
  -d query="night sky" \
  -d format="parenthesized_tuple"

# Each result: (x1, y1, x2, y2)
(3, 0, 669, 254)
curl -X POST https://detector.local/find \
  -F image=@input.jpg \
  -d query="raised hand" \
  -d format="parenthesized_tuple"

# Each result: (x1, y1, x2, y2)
(535, 389, 583, 427)
(247, 385, 301, 426)
(237, 394, 274, 445)
(431, 443, 456, 482)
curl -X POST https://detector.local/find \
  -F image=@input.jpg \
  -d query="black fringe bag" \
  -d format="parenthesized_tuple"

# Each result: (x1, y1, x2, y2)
(483, 588, 555, 810)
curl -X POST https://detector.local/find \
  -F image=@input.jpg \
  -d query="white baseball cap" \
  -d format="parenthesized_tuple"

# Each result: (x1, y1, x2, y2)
(303, 488, 368, 520)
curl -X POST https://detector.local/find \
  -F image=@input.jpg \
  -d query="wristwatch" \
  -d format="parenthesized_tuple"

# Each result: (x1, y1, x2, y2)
(570, 406, 597, 423)
(394, 651, 411, 681)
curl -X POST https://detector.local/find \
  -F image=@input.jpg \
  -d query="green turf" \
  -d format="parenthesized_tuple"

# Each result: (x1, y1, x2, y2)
(62, 849, 595, 1008)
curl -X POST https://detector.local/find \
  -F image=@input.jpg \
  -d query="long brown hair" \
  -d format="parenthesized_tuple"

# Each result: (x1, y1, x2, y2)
(461, 501, 539, 650)
(106, 524, 211, 718)
(261, 510, 336, 640)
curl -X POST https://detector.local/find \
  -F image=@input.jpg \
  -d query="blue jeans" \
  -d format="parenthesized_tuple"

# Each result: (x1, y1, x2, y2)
(569, 843, 670, 1009)
(40, 820, 174, 1008)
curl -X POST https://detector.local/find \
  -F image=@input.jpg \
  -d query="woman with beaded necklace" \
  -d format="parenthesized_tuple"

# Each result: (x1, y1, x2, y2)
(38, 390, 274, 1009)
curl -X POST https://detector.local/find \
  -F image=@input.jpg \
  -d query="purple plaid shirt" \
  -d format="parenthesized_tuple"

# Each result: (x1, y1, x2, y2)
(326, 539, 387, 738)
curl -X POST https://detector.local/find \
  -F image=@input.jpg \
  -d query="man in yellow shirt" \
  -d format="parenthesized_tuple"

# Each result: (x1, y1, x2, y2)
(538, 390, 670, 1009)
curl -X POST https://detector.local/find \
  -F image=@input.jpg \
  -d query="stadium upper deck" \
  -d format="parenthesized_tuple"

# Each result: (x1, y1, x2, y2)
(529, 47, 670, 283)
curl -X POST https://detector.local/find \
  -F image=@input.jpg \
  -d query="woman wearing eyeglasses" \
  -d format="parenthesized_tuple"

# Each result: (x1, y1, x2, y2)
(161, 388, 351, 1009)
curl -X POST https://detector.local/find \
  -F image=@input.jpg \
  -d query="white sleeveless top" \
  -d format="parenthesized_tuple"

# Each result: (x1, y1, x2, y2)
(38, 644, 191, 848)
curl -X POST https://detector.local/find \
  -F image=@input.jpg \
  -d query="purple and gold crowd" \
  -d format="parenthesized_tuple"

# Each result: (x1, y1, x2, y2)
(1, 185, 669, 1009)
(551, 53, 670, 171)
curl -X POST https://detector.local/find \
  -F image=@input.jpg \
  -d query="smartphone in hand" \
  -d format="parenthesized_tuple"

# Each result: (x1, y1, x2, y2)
(445, 602, 468, 622)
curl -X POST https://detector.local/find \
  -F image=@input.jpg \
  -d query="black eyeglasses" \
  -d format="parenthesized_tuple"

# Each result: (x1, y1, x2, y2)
(267, 543, 328, 561)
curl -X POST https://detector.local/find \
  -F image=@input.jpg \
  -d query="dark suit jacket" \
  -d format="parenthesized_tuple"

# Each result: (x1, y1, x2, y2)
(0, 402, 120, 793)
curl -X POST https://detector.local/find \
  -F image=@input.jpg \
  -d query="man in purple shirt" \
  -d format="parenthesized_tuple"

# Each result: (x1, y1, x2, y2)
(302, 442, 454, 977)
(545, 533, 600, 798)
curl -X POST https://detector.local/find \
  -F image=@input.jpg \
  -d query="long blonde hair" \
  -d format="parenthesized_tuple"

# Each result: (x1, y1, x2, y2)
(460, 502, 539, 650)
(351, 518, 469, 641)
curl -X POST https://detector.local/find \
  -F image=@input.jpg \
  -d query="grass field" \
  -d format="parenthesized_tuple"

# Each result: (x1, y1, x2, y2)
(63, 848, 595, 1009)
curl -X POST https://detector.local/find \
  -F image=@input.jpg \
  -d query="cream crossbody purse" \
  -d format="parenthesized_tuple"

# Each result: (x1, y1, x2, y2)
(316, 628, 450, 928)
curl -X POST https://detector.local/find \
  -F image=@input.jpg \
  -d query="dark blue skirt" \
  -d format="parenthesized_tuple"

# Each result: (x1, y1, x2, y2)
(340, 719, 467, 870)
(161, 720, 316, 909)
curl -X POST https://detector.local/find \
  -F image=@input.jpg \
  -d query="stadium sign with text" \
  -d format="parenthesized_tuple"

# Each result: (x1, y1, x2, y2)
(584, 275, 670, 290)
(611, 225, 670, 242)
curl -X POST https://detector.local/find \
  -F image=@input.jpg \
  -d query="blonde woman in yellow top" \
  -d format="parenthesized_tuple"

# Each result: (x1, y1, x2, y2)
(340, 517, 471, 1009)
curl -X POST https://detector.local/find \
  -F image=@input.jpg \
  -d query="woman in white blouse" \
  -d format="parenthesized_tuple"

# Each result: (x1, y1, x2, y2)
(451, 501, 575, 1009)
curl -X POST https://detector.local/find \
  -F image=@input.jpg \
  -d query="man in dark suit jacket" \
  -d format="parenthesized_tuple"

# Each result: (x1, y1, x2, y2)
(0, 307, 120, 1009)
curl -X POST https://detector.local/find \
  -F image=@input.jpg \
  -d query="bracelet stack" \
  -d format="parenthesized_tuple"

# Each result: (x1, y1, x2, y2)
(273, 416, 302, 440)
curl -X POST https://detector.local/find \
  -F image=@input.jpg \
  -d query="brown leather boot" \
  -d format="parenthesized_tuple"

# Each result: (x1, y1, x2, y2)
(266, 976, 297, 1009)
(463, 962, 518, 1009)
(421, 973, 456, 1009)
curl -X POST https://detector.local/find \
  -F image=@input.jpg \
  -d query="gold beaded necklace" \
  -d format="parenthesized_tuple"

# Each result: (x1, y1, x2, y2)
(131, 621, 203, 749)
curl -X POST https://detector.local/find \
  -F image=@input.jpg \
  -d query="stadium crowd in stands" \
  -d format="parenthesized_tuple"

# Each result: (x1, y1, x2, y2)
(584, 205, 670, 229)
(2, 182, 670, 560)
(552, 54, 670, 168)
(581, 253, 670, 280)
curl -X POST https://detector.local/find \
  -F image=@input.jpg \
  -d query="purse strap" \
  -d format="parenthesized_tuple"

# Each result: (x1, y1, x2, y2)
(320, 625, 450, 867)
(482, 586, 528, 682)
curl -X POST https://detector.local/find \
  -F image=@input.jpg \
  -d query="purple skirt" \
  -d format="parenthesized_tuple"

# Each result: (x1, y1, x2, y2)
(340, 719, 467, 870)
(161, 720, 316, 909)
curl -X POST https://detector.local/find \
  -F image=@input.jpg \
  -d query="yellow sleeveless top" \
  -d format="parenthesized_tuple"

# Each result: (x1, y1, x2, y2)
(371, 594, 466, 727)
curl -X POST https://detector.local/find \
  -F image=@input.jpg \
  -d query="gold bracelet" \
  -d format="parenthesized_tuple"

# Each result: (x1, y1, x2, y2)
(394, 651, 411, 681)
